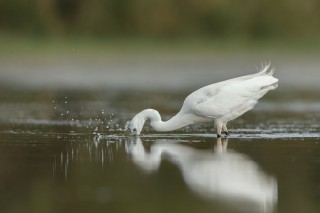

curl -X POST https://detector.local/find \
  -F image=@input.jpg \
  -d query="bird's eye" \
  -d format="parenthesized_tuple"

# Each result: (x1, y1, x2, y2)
(133, 128, 137, 132)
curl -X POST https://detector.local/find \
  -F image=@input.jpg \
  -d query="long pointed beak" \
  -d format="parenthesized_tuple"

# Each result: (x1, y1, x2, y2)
(124, 127, 132, 136)
(124, 120, 132, 136)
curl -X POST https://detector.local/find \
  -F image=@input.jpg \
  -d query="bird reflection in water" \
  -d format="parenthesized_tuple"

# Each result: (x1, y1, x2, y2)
(126, 137, 278, 213)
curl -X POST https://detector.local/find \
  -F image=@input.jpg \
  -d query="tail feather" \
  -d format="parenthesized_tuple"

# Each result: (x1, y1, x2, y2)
(261, 81, 278, 90)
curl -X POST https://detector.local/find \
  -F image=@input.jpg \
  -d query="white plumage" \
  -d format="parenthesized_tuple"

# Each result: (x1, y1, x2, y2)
(127, 64, 278, 137)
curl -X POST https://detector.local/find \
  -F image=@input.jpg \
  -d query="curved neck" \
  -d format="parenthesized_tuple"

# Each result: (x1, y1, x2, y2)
(139, 109, 194, 132)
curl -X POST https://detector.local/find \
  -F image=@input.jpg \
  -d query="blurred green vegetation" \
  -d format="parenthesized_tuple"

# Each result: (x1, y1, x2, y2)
(1, 0, 320, 39)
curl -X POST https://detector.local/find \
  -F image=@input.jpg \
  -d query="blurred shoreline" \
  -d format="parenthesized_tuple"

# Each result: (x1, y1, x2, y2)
(1, 36, 320, 91)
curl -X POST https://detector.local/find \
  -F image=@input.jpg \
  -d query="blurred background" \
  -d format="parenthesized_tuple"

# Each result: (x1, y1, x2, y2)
(0, 0, 320, 91)
(1, 2, 320, 213)
(1, 0, 320, 39)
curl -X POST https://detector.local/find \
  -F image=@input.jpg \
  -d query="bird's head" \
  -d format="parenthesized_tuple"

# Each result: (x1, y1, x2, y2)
(125, 114, 144, 135)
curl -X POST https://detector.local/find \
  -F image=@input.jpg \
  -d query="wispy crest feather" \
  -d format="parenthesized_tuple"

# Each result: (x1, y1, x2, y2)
(258, 62, 275, 76)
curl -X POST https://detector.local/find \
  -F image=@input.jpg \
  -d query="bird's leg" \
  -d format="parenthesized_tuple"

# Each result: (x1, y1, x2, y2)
(222, 123, 229, 136)
(216, 123, 222, 138)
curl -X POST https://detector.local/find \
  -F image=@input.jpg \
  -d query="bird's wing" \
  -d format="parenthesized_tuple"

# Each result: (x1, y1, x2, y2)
(192, 75, 278, 119)
(184, 64, 274, 107)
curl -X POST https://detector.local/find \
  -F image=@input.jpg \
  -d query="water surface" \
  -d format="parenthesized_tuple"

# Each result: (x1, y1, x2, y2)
(0, 89, 320, 213)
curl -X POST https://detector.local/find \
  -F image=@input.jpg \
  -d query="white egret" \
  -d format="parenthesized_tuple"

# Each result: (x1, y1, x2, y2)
(126, 64, 278, 137)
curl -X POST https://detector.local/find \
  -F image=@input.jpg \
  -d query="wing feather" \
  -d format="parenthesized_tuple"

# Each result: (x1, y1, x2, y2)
(184, 64, 275, 105)
(192, 75, 278, 119)
(180, 64, 277, 117)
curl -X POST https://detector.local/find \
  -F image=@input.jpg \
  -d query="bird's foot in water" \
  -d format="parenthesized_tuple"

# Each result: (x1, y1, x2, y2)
(217, 134, 221, 138)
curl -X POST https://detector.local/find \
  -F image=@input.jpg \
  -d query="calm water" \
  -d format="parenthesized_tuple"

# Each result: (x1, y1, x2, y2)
(0, 89, 320, 213)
